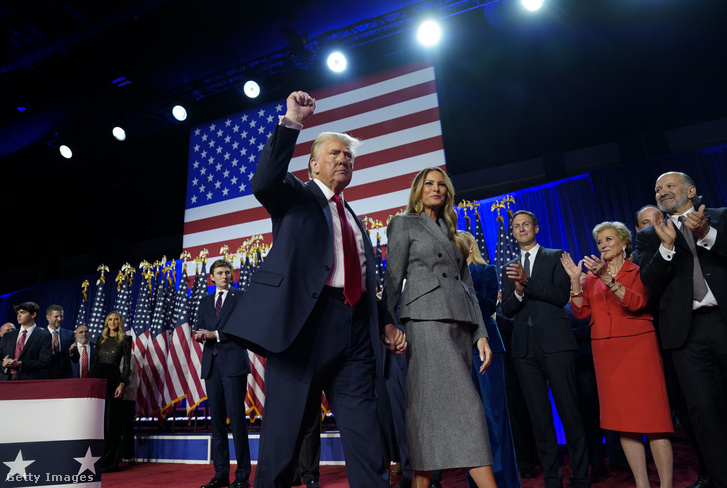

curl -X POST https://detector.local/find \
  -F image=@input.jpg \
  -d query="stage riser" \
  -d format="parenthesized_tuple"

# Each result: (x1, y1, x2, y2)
(135, 433, 346, 464)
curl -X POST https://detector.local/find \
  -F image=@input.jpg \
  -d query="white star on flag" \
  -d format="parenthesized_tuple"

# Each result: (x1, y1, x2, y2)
(3, 450, 35, 479)
(74, 446, 101, 475)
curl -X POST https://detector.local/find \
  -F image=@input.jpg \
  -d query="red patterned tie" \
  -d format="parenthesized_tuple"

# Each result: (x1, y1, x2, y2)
(215, 291, 223, 320)
(81, 345, 89, 378)
(11, 329, 27, 375)
(334, 195, 362, 306)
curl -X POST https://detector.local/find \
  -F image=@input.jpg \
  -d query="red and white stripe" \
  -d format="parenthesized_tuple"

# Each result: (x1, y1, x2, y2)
(245, 351, 266, 418)
(168, 322, 207, 413)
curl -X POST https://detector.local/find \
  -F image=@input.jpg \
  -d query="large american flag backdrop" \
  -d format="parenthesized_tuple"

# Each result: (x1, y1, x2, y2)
(182, 60, 446, 264)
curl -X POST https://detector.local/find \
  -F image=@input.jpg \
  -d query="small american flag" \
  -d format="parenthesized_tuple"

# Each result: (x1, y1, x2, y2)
(189, 260, 208, 330)
(87, 277, 106, 342)
(473, 209, 491, 265)
(494, 214, 519, 281)
(131, 268, 154, 414)
(168, 263, 207, 414)
(113, 268, 133, 325)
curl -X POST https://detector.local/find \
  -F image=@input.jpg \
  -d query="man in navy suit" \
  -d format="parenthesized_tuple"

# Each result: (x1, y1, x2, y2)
(69, 325, 93, 378)
(1, 302, 51, 380)
(636, 172, 727, 488)
(224, 91, 404, 488)
(193, 259, 252, 488)
(46, 304, 75, 379)
(501, 211, 589, 488)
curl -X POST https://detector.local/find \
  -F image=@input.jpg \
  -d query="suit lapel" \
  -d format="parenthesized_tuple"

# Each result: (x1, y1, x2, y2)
(348, 201, 377, 288)
(531, 247, 547, 277)
(216, 289, 238, 329)
(307, 180, 333, 238)
(18, 328, 39, 359)
(416, 214, 460, 266)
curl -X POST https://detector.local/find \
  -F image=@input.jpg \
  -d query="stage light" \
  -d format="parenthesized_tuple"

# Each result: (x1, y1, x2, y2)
(327, 52, 347, 73)
(417, 20, 442, 46)
(59, 145, 73, 159)
(172, 105, 188, 121)
(522, 0, 544, 12)
(243, 80, 260, 98)
(112, 127, 126, 141)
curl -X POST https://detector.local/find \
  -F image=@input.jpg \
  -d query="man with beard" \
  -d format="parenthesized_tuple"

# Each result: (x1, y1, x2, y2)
(636, 171, 727, 488)
(70, 325, 93, 378)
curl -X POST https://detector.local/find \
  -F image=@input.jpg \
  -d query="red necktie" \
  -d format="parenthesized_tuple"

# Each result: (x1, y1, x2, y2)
(215, 291, 223, 320)
(12, 330, 27, 374)
(334, 194, 362, 306)
(81, 345, 89, 378)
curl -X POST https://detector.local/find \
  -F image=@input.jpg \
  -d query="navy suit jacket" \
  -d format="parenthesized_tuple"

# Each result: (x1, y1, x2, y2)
(197, 288, 251, 379)
(0, 326, 52, 380)
(636, 207, 727, 350)
(500, 246, 576, 358)
(225, 125, 384, 374)
(70, 342, 95, 378)
(48, 327, 75, 379)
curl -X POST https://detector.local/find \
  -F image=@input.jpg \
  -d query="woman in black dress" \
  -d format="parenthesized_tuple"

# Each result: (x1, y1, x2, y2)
(90, 311, 132, 472)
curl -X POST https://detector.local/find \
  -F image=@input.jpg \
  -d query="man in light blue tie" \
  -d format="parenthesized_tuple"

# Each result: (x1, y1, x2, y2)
(501, 210, 589, 488)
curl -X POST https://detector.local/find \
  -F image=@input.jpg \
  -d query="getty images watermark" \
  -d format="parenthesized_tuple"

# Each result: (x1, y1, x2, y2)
(5, 472, 98, 483)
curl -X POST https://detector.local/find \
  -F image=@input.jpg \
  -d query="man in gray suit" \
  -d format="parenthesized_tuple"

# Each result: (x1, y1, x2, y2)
(501, 210, 589, 488)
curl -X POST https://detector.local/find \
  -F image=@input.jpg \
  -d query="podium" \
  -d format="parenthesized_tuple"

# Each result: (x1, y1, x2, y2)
(0, 379, 105, 487)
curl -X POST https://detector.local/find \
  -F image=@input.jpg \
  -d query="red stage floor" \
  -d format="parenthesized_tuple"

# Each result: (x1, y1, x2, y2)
(103, 436, 701, 487)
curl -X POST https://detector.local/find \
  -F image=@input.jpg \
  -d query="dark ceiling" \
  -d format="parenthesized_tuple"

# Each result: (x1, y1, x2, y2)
(2, 0, 727, 294)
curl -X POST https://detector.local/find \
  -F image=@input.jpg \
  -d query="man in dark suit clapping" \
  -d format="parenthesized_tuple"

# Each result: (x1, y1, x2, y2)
(501, 211, 589, 488)
(636, 171, 727, 488)
(194, 259, 252, 488)
(46, 304, 75, 379)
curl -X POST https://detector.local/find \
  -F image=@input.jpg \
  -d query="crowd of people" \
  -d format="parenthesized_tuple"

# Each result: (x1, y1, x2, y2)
(0, 305, 138, 473)
(3, 89, 725, 488)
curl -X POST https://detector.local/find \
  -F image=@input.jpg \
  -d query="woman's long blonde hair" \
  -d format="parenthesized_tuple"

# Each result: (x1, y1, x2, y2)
(460, 231, 487, 265)
(405, 167, 468, 257)
(100, 312, 126, 344)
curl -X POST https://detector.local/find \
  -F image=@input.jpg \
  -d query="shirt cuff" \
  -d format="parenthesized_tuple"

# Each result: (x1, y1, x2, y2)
(515, 290, 524, 301)
(697, 226, 717, 249)
(278, 115, 303, 131)
(659, 243, 676, 261)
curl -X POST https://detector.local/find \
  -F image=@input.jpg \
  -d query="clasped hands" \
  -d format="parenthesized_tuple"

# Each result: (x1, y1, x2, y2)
(2, 355, 19, 370)
(653, 204, 709, 250)
(561, 251, 609, 281)
(380, 323, 407, 354)
(505, 262, 528, 294)
(193, 329, 217, 342)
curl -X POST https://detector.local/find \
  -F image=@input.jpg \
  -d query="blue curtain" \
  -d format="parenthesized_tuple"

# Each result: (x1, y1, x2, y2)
(459, 146, 727, 269)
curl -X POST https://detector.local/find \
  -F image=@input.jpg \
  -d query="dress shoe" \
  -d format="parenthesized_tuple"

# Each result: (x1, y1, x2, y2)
(201, 478, 230, 488)
(520, 467, 537, 479)
(305, 481, 320, 488)
(686, 479, 712, 488)
(430, 480, 442, 488)
(592, 463, 611, 479)
(230, 480, 250, 488)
